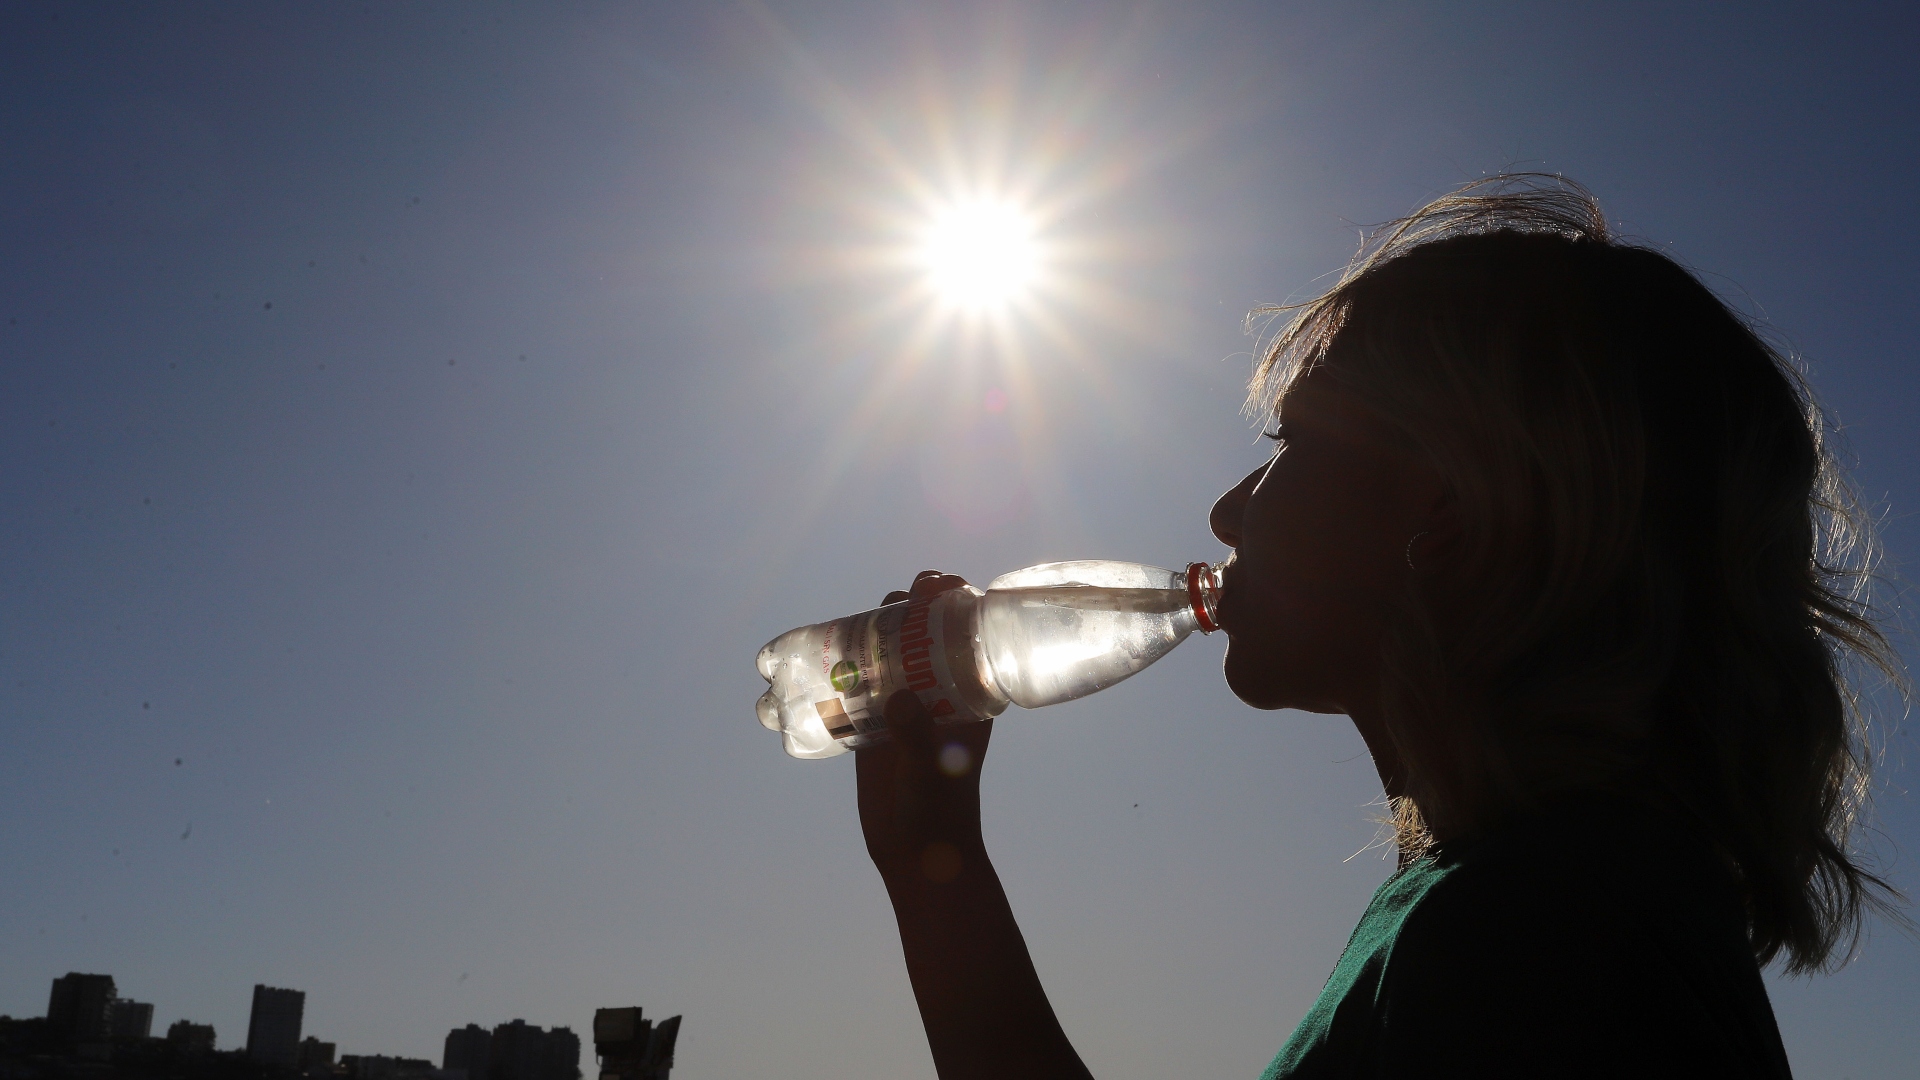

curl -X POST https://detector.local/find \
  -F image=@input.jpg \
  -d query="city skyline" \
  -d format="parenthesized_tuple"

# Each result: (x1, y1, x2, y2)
(10, 970, 594, 1072)
(6, 969, 661, 1080)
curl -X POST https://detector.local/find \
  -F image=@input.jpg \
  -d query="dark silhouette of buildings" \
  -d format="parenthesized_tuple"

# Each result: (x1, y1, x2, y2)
(486, 1020, 579, 1080)
(110, 998, 155, 1040)
(0, 1016, 54, 1064)
(298, 1035, 337, 1073)
(46, 973, 117, 1054)
(245, 984, 306, 1067)
(9, 970, 682, 1080)
(590, 1009, 679, 1080)
(442, 1023, 492, 1080)
(167, 1018, 218, 1054)
(340, 1053, 436, 1080)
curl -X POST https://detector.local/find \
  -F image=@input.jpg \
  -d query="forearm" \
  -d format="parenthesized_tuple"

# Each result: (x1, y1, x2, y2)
(879, 843, 1094, 1080)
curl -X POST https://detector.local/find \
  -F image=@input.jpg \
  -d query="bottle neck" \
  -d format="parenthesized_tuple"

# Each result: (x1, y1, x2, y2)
(1185, 562, 1222, 634)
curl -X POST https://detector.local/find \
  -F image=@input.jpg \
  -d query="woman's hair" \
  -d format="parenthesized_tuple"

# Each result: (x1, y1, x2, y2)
(1250, 175, 1906, 973)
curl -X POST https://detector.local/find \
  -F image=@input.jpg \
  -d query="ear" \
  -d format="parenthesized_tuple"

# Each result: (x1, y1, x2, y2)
(1407, 458, 1460, 562)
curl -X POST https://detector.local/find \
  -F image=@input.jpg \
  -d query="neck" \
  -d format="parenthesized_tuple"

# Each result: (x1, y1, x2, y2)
(1345, 699, 1457, 860)
(1344, 700, 1407, 801)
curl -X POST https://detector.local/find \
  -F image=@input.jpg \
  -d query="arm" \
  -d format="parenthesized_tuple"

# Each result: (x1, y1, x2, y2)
(856, 572, 1094, 1080)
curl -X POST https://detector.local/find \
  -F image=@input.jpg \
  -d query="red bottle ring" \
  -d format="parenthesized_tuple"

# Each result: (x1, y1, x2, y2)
(1186, 562, 1220, 634)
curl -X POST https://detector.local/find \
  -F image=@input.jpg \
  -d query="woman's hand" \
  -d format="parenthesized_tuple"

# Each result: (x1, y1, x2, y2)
(856, 571, 996, 884)
(852, 570, 1094, 1079)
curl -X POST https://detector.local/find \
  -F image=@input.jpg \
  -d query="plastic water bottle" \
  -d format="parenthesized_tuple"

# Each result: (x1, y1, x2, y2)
(753, 561, 1221, 759)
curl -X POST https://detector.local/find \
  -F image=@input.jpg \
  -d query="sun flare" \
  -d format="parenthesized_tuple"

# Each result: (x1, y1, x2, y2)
(917, 200, 1041, 311)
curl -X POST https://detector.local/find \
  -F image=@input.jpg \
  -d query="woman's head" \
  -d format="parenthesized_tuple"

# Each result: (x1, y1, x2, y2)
(1212, 175, 1903, 972)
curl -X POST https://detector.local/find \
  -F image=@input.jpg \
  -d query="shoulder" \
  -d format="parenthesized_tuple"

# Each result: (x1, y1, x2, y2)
(1369, 801, 1789, 1079)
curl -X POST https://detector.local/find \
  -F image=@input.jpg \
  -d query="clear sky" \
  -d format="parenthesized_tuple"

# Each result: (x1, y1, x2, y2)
(3, 3, 1917, 1078)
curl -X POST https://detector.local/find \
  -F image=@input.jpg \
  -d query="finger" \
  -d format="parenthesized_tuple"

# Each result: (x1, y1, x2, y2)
(882, 590, 911, 605)
(883, 689, 939, 758)
(909, 572, 970, 598)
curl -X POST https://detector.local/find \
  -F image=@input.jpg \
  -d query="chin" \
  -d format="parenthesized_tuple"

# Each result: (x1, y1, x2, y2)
(1222, 640, 1290, 711)
(1222, 637, 1345, 714)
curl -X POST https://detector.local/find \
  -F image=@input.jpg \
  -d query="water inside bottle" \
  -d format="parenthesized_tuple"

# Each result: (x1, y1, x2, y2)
(984, 585, 1190, 614)
(978, 579, 1197, 709)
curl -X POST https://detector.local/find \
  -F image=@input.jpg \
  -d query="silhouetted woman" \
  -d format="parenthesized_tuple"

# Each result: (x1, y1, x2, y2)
(858, 177, 1904, 1079)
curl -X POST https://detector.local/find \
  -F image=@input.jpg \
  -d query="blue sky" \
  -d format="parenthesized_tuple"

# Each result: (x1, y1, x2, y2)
(3, 4, 1917, 1077)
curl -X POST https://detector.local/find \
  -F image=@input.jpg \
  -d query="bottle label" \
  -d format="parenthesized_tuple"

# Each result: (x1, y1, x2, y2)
(814, 595, 966, 742)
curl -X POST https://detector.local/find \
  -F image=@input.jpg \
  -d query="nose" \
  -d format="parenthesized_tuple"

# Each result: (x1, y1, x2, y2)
(1210, 465, 1263, 548)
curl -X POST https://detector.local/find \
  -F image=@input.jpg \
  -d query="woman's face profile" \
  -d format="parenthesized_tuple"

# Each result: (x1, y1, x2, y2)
(1209, 370, 1446, 717)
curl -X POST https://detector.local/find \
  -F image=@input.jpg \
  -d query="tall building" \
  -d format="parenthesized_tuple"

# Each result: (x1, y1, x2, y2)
(245, 984, 305, 1067)
(487, 1020, 580, 1080)
(109, 999, 154, 1039)
(46, 973, 116, 1050)
(443, 1023, 492, 1080)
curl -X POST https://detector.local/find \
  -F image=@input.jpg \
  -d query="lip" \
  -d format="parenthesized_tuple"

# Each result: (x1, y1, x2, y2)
(1212, 595, 1235, 634)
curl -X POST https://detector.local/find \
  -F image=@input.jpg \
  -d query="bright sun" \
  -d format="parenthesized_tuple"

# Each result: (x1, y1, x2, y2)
(918, 200, 1040, 311)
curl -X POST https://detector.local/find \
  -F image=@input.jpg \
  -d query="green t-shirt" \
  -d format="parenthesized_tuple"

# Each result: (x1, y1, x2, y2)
(1263, 800, 1791, 1079)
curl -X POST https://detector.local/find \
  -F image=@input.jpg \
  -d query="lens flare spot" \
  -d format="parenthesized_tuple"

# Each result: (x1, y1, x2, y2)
(938, 741, 972, 776)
